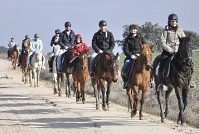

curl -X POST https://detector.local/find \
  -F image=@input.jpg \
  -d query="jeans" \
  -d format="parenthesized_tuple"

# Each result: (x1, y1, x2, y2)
(57, 49, 66, 70)
(90, 52, 98, 72)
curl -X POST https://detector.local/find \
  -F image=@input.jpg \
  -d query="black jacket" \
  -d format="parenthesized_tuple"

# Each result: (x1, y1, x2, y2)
(21, 39, 30, 54)
(92, 30, 115, 53)
(58, 30, 75, 49)
(123, 33, 146, 58)
(50, 35, 59, 46)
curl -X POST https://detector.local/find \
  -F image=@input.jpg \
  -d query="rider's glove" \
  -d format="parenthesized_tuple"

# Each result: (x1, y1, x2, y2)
(131, 55, 137, 60)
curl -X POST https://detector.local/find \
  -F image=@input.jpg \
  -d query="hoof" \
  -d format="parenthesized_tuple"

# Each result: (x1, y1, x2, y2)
(161, 118, 165, 123)
(131, 112, 135, 118)
(139, 116, 143, 120)
(58, 92, 61, 97)
(181, 123, 187, 126)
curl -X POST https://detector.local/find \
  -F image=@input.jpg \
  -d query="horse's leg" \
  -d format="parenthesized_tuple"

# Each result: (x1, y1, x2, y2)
(157, 89, 165, 123)
(53, 72, 58, 94)
(29, 69, 33, 87)
(65, 74, 71, 98)
(126, 88, 133, 118)
(132, 86, 139, 117)
(139, 88, 147, 120)
(100, 80, 106, 111)
(165, 87, 173, 118)
(37, 69, 40, 87)
(106, 81, 112, 109)
(92, 79, 99, 110)
(181, 88, 189, 125)
(174, 87, 185, 125)
(82, 82, 86, 104)
(76, 82, 80, 102)
(57, 73, 62, 96)
(22, 68, 25, 82)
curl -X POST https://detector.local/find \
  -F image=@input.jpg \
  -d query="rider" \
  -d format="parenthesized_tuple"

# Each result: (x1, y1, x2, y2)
(67, 34, 89, 73)
(48, 29, 61, 73)
(27, 33, 45, 69)
(157, 13, 185, 91)
(122, 24, 146, 89)
(90, 20, 115, 78)
(7, 37, 16, 58)
(57, 21, 75, 72)
(17, 35, 30, 67)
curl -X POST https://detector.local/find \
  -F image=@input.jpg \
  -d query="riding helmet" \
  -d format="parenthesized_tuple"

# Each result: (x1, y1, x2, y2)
(55, 29, 61, 34)
(168, 13, 178, 21)
(25, 35, 30, 39)
(75, 34, 82, 39)
(65, 21, 71, 27)
(34, 33, 39, 38)
(99, 20, 107, 27)
(129, 24, 138, 30)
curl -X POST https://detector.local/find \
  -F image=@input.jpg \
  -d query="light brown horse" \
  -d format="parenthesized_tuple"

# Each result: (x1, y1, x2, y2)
(8, 44, 19, 70)
(72, 50, 89, 104)
(126, 44, 154, 119)
(91, 51, 119, 110)
(57, 48, 74, 97)
(21, 46, 30, 84)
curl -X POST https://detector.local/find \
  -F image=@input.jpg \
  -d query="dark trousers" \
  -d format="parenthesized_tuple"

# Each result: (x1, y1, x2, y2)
(159, 50, 172, 80)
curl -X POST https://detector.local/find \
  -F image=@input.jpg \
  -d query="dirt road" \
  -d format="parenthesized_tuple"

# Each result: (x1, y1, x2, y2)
(0, 58, 198, 134)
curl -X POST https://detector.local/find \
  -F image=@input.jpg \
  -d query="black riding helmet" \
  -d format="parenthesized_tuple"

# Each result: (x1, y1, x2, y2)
(25, 35, 30, 39)
(34, 33, 39, 38)
(129, 24, 138, 30)
(168, 13, 178, 21)
(55, 29, 61, 34)
(65, 22, 71, 27)
(99, 20, 107, 27)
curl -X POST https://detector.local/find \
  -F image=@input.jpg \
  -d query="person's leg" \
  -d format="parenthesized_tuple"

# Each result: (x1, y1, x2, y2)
(48, 53, 54, 72)
(27, 52, 33, 67)
(122, 59, 133, 89)
(90, 53, 98, 77)
(57, 49, 65, 72)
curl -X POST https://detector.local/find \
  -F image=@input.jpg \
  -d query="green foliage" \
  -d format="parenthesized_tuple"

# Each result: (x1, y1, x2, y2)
(117, 22, 199, 52)
(0, 46, 8, 53)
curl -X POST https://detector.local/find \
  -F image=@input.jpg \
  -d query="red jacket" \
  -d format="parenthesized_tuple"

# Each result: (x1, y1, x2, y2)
(73, 42, 89, 56)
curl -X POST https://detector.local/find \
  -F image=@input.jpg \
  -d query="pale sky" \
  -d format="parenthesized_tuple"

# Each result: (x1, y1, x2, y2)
(0, 0, 199, 54)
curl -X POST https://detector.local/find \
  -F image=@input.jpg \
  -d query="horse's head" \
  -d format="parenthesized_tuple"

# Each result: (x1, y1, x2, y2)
(140, 44, 154, 71)
(53, 45, 61, 56)
(101, 52, 119, 82)
(13, 44, 19, 51)
(34, 51, 43, 66)
(78, 52, 89, 70)
(176, 35, 192, 66)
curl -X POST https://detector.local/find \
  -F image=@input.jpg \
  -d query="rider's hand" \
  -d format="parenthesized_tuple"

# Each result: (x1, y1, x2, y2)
(131, 55, 137, 60)
(136, 53, 140, 57)
(64, 46, 68, 50)
(98, 50, 103, 54)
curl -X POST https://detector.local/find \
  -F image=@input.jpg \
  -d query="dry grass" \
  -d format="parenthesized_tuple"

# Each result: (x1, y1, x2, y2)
(39, 53, 199, 128)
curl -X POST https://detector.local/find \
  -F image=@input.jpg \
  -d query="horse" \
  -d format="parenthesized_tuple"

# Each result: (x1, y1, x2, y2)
(52, 45, 60, 94)
(72, 50, 89, 104)
(8, 44, 19, 70)
(152, 35, 193, 125)
(91, 51, 119, 110)
(126, 44, 154, 119)
(57, 48, 74, 97)
(29, 51, 45, 87)
(21, 46, 30, 84)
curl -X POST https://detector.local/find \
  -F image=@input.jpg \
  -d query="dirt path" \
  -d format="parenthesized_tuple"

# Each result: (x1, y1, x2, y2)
(0, 58, 198, 134)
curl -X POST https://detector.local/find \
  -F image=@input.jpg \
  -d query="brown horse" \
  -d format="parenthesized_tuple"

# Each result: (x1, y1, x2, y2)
(91, 51, 119, 110)
(126, 44, 154, 119)
(21, 46, 30, 84)
(152, 36, 193, 125)
(72, 50, 89, 103)
(57, 48, 74, 97)
(8, 44, 19, 70)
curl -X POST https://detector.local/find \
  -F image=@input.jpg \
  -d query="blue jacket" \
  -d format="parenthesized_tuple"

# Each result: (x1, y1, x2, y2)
(58, 30, 75, 49)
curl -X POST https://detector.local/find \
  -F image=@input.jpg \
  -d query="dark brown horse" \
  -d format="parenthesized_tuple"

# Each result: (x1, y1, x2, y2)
(8, 44, 19, 70)
(91, 52, 119, 110)
(126, 44, 154, 119)
(21, 46, 30, 84)
(57, 48, 74, 97)
(152, 36, 193, 125)
(72, 50, 89, 103)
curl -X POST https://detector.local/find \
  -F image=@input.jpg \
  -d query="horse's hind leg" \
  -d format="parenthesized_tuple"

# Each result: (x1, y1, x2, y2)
(57, 74, 62, 96)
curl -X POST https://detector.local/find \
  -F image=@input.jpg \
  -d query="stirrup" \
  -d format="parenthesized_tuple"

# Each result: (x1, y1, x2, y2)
(123, 82, 128, 89)
(90, 72, 95, 78)
(157, 84, 163, 91)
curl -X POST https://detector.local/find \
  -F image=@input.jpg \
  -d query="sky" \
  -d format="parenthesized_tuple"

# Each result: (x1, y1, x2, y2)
(0, 0, 199, 54)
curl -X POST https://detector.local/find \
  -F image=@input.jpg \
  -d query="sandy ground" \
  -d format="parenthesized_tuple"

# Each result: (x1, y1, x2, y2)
(0, 58, 198, 134)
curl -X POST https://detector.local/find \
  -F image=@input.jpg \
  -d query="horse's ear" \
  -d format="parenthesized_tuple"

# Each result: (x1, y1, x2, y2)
(140, 43, 144, 50)
(150, 45, 155, 50)
(188, 34, 192, 41)
(115, 52, 119, 60)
